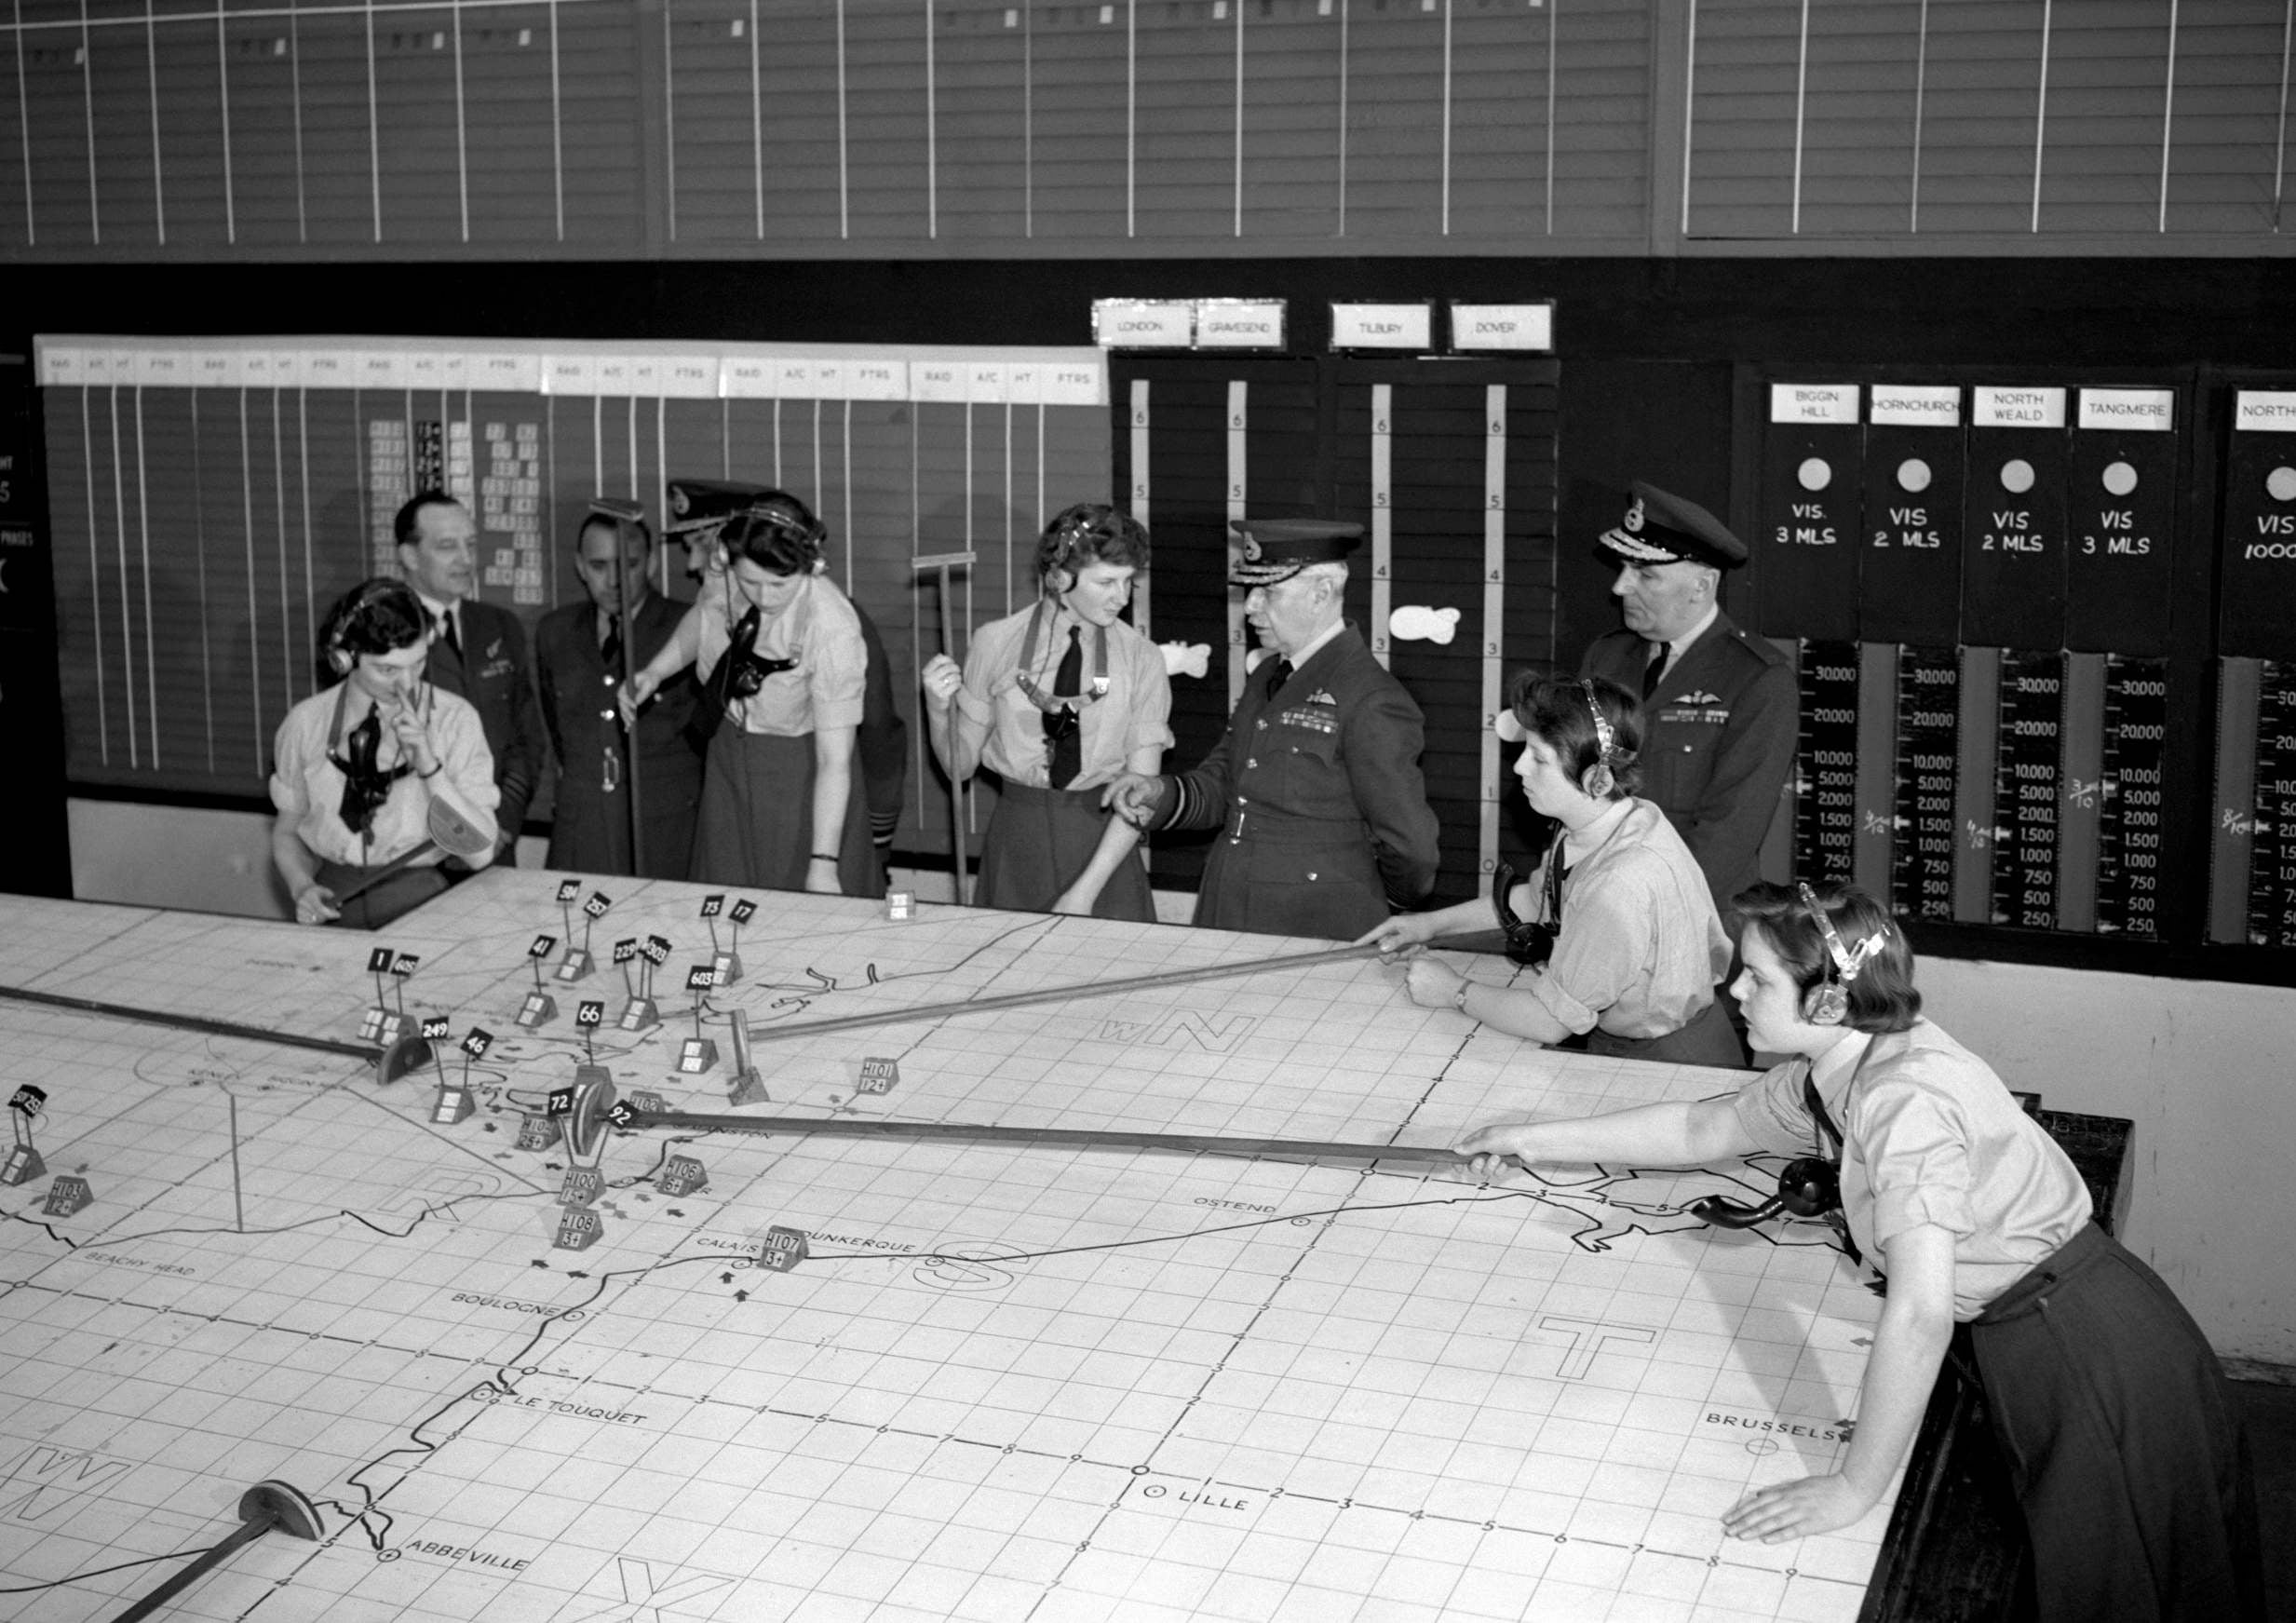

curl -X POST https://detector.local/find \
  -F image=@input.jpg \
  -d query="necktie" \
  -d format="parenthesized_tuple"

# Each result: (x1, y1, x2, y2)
(437, 609, 462, 658)
(1046, 626, 1084, 790)
(601, 613, 622, 669)
(1266, 657, 1294, 698)
(1641, 641, 1667, 702)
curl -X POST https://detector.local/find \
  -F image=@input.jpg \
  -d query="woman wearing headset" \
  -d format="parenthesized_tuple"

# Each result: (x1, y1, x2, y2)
(1456, 879, 2260, 1621)
(270, 578, 499, 927)
(623, 490, 877, 896)
(1358, 670, 1739, 1066)
(919, 504, 1170, 920)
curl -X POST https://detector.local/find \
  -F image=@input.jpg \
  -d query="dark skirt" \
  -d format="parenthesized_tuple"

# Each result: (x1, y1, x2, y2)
(1585, 995, 1745, 1068)
(690, 728, 881, 898)
(1968, 1222, 2264, 1622)
(974, 781, 1155, 922)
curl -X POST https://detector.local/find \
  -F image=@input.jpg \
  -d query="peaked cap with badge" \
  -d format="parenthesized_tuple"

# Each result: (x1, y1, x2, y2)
(664, 478, 778, 538)
(1596, 482, 1748, 572)
(1229, 519, 1364, 587)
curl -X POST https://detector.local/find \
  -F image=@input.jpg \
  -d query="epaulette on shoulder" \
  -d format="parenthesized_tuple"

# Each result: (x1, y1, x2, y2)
(1729, 628, 1792, 669)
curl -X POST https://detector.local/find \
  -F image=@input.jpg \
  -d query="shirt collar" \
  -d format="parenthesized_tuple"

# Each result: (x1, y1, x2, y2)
(1663, 602, 1720, 663)
(1808, 1028, 1873, 1094)
(1284, 618, 1347, 669)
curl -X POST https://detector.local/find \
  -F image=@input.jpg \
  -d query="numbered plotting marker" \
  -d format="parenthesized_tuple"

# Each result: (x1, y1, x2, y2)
(583, 890, 613, 918)
(612, 939, 639, 965)
(885, 889, 915, 922)
(42, 1174, 94, 1217)
(460, 1028, 495, 1061)
(557, 878, 581, 903)
(420, 1017, 452, 1042)
(642, 936, 672, 966)
(529, 934, 558, 959)
(430, 1083, 476, 1126)
(556, 945, 595, 982)
(366, 948, 395, 975)
(560, 1167, 604, 1208)
(699, 894, 725, 918)
(686, 965, 720, 993)
(545, 1087, 575, 1118)
(517, 992, 558, 1028)
(0, 1144, 46, 1186)
(9, 1084, 47, 1116)
(761, 1226, 809, 1272)
(617, 997, 659, 1033)
(729, 899, 758, 926)
(515, 1114, 554, 1152)
(358, 1008, 411, 1046)
(858, 1058, 899, 1096)
(709, 950, 743, 985)
(553, 1208, 603, 1251)
(656, 1155, 708, 1197)
(391, 953, 421, 978)
(626, 1090, 669, 1116)
(676, 1037, 719, 1075)
(575, 1000, 605, 1029)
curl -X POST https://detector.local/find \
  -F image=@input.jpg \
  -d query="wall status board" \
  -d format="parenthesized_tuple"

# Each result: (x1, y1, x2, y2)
(1752, 377, 2296, 959)
(34, 335, 1109, 861)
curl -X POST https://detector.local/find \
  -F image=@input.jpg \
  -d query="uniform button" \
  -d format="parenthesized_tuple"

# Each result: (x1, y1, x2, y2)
(1255, 720, 1267, 730)
(1246, 759, 1257, 769)
(1306, 872, 1318, 881)
(1681, 744, 1693, 752)
(1237, 796, 1248, 805)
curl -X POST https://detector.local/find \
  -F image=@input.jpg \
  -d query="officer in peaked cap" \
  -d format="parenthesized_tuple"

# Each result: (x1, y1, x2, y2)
(665, 478, 771, 583)
(645, 477, 910, 887)
(1580, 480, 1796, 923)
(1104, 516, 1440, 940)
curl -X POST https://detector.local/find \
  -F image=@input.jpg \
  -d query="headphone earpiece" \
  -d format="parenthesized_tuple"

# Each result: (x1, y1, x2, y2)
(328, 645, 354, 676)
(1802, 981, 1849, 1026)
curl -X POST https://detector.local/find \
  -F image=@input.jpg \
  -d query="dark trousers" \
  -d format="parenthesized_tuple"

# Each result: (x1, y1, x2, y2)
(1968, 1223, 2264, 1622)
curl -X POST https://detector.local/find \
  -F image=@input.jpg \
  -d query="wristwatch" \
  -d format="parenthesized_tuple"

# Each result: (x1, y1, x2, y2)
(1452, 979, 1473, 1012)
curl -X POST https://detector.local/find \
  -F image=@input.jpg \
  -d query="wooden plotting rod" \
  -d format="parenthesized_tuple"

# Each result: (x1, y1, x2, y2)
(750, 941, 1384, 1043)
(0, 982, 376, 1061)
(627, 1109, 1462, 1165)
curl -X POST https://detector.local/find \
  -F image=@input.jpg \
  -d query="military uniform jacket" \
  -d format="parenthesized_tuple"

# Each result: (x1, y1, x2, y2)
(1157, 625, 1440, 940)
(1583, 609, 1795, 910)
(425, 598, 548, 843)
(534, 594, 705, 877)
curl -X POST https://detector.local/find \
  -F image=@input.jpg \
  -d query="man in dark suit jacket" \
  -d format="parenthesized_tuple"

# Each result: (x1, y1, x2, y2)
(534, 501, 705, 878)
(395, 491, 547, 862)
(1578, 480, 1796, 913)
(1107, 521, 1440, 940)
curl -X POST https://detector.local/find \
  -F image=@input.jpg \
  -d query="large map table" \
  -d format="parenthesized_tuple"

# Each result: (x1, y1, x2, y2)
(0, 873, 1896, 1622)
